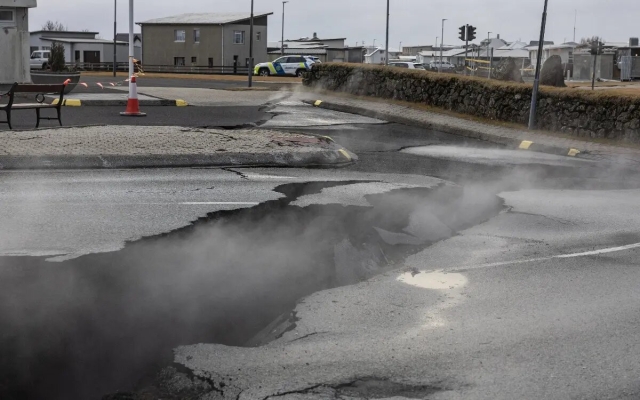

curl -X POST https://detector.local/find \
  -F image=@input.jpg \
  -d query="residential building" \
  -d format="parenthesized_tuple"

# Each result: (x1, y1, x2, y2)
(402, 45, 437, 56)
(527, 42, 578, 72)
(115, 32, 143, 59)
(30, 30, 136, 65)
(283, 32, 346, 49)
(364, 47, 401, 64)
(137, 12, 273, 68)
(0, 0, 36, 85)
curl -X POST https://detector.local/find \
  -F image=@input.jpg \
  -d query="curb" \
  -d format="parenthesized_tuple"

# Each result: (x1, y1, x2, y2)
(51, 99, 189, 107)
(305, 100, 583, 158)
(0, 148, 357, 170)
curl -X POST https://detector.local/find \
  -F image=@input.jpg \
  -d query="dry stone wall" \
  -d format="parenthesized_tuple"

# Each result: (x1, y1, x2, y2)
(303, 63, 640, 142)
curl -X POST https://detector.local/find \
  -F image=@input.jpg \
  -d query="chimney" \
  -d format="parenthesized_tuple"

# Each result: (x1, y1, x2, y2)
(313, 32, 318, 40)
(630, 37, 639, 47)
(497, 34, 500, 39)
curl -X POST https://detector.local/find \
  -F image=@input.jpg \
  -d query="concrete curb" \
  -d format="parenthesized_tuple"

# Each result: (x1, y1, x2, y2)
(304, 100, 584, 159)
(0, 148, 357, 170)
(51, 99, 189, 107)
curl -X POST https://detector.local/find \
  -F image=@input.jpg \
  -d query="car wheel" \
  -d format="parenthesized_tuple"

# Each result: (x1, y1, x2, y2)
(295, 69, 305, 78)
(259, 68, 270, 77)
(42, 63, 48, 70)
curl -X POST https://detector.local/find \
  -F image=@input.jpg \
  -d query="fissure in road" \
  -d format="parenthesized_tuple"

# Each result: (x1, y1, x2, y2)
(0, 180, 503, 400)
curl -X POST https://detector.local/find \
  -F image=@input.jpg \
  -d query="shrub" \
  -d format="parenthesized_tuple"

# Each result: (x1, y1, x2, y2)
(48, 42, 66, 72)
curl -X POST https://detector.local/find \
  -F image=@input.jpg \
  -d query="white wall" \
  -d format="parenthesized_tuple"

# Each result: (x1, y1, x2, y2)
(0, 6, 31, 84)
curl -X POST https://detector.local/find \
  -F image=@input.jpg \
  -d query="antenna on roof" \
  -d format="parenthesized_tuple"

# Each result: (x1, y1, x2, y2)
(573, 10, 577, 42)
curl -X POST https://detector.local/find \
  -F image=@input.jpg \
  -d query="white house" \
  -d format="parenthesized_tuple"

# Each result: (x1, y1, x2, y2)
(0, 0, 37, 85)
(30, 30, 139, 66)
(364, 47, 401, 64)
(527, 43, 577, 70)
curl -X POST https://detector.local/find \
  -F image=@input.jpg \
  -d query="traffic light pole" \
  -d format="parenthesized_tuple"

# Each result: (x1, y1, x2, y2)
(464, 25, 469, 76)
(528, 0, 549, 130)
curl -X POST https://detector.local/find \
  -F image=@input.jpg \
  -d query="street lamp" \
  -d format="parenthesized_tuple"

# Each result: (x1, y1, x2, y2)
(439, 18, 447, 73)
(436, 36, 439, 48)
(248, 0, 254, 87)
(113, 0, 117, 77)
(385, 0, 389, 66)
(528, 0, 549, 130)
(281, 1, 288, 56)
(487, 31, 492, 58)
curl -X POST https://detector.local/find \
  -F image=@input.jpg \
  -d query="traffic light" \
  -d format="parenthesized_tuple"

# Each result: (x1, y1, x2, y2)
(467, 25, 477, 41)
(459, 26, 466, 41)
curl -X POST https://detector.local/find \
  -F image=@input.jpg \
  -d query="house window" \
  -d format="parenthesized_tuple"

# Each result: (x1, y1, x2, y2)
(256, 31, 261, 41)
(75, 50, 80, 61)
(208, 58, 213, 67)
(0, 9, 14, 23)
(233, 31, 245, 45)
(568, 50, 574, 63)
(30, 46, 38, 54)
(174, 57, 185, 66)
(174, 30, 186, 42)
(191, 56, 197, 64)
(194, 29, 200, 43)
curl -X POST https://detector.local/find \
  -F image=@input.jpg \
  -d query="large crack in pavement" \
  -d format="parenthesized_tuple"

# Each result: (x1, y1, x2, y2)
(0, 177, 503, 400)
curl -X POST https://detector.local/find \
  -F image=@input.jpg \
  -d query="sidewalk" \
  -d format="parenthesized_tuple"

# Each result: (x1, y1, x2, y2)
(295, 91, 640, 164)
(0, 126, 355, 170)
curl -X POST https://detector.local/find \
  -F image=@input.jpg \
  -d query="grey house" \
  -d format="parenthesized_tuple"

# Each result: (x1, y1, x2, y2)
(0, 0, 37, 85)
(138, 12, 272, 69)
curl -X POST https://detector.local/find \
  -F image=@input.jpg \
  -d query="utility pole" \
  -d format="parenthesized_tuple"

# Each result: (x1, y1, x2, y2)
(528, 0, 549, 130)
(113, 0, 117, 77)
(281, 1, 288, 56)
(489, 47, 494, 79)
(573, 10, 577, 43)
(385, 0, 390, 66)
(464, 25, 469, 76)
(128, 0, 134, 78)
(439, 18, 447, 73)
(248, 0, 254, 87)
(436, 36, 439, 48)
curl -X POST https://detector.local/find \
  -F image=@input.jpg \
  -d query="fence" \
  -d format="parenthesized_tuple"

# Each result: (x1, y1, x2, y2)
(65, 62, 251, 76)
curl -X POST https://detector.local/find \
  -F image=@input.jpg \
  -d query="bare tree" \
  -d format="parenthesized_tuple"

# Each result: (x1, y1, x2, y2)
(579, 36, 605, 48)
(41, 20, 67, 31)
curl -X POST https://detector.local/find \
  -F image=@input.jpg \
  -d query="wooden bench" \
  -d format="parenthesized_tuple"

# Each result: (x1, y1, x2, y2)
(0, 83, 66, 129)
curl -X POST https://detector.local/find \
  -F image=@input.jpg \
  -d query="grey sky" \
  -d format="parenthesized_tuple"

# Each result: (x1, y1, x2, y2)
(31, 0, 639, 47)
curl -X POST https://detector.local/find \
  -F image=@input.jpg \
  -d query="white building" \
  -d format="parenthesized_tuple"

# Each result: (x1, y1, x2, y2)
(30, 30, 139, 66)
(0, 0, 37, 84)
(364, 47, 401, 64)
(527, 43, 578, 70)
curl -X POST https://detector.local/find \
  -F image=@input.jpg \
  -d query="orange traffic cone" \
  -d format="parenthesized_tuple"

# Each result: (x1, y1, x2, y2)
(120, 76, 146, 117)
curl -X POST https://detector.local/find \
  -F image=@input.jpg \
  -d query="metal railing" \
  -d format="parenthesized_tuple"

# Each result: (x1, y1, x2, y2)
(61, 62, 251, 75)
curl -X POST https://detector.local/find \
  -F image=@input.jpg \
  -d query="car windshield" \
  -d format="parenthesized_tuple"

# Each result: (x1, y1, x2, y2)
(274, 57, 287, 63)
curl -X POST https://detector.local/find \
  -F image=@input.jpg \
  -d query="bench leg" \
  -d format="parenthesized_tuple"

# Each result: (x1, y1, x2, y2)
(5, 109, 11, 130)
(57, 107, 62, 126)
(36, 108, 41, 128)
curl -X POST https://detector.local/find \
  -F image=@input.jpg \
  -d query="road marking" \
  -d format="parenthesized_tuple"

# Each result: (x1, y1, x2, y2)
(568, 148, 581, 157)
(178, 202, 259, 205)
(314, 100, 323, 107)
(176, 99, 188, 107)
(519, 140, 533, 150)
(457, 242, 640, 271)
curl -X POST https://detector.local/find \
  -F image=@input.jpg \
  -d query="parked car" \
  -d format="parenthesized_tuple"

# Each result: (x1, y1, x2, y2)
(389, 62, 425, 70)
(30, 50, 51, 70)
(428, 61, 456, 71)
(253, 55, 318, 77)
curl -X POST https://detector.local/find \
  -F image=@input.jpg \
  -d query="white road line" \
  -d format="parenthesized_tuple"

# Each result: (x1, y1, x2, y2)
(178, 202, 260, 205)
(458, 242, 640, 271)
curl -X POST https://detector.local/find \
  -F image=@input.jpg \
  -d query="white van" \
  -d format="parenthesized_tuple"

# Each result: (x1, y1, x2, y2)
(30, 50, 51, 70)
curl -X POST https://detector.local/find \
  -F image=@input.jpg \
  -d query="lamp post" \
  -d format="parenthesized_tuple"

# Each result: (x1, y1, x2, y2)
(113, 0, 117, 77)
(528, 0, 549, 130)
(385, 0, 390, 66)
(436, 36, 438, 48)
(281, 1, 288, 56)
(439, 18, 447, 73)
(248, 0, 254, 87)
(127, 0, 133, 79)
(487, 31, 492, 59)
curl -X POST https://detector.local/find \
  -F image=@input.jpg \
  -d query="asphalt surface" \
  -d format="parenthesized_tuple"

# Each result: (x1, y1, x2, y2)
(79, 75, 300, 91)
(2, 97, 640, 400)
(0, 105, 269, 130)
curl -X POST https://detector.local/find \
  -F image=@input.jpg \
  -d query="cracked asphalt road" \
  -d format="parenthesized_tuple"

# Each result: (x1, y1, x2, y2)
(2, 98, 640, 400)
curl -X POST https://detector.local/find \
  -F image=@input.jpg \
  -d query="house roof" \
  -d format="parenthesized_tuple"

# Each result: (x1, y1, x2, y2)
(268, 48, 328, 55)
(138, 12, 273, 25)
(31, 30, 99, 35)
(40, 37, 128, 44)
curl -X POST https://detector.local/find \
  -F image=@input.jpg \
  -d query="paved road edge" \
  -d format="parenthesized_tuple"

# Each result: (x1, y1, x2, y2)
(0, 149, 357, 170)
(304, 99, 584, 159)
(51, 99, 189, 107)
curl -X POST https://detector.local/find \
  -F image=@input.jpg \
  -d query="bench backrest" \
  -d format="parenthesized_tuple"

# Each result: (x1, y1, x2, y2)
(2, 83, 66, 108)
(13, 84, 65, 94)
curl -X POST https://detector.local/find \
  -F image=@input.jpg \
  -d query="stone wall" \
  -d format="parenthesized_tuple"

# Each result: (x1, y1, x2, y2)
(303, 63, 640, 142)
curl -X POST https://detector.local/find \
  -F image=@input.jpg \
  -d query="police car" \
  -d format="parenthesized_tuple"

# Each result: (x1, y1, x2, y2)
(254, 55, 318, 77)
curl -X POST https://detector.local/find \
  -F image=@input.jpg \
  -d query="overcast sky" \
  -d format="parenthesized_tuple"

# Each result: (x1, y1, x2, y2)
(31, 0, 640, 47)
